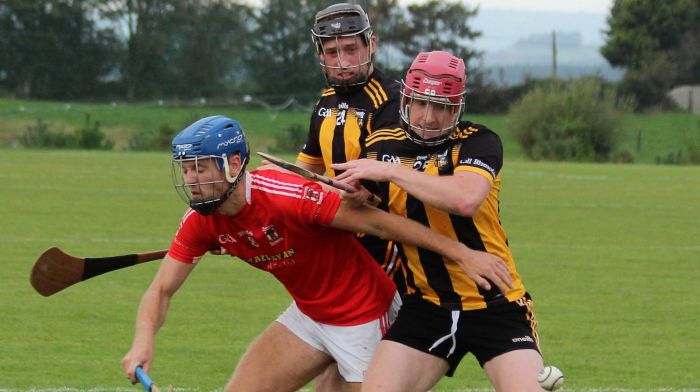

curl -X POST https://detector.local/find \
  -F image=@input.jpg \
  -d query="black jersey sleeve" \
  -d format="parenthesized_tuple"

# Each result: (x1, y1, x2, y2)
(454, 128, 503, 181)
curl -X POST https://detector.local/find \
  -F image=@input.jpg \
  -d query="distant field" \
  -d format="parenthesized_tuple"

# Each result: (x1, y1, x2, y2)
(1, 98, 698, 164)
(1, 149, 698, 390)
(0, 98, 311, 151)
(617, 113, 700, 163)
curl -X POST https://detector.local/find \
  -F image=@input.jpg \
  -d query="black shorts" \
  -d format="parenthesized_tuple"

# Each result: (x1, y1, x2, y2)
(383, 293, 541, 377)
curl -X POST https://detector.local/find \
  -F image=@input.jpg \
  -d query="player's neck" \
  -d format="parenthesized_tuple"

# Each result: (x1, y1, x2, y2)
(216, 175, 248, 216)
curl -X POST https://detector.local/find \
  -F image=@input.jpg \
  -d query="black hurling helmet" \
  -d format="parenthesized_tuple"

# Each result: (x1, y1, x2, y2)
(311, 3, 374, 89)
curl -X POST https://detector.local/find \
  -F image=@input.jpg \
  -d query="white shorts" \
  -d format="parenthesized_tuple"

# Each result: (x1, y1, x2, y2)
(276, 292, 402, 383)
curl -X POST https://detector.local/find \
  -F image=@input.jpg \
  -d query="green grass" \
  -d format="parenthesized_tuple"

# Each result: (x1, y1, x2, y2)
(1, 149, 698, 390)
(617, 112, 700, 163)
(2, 98, 699, 165)
(0, 98, 311, 151)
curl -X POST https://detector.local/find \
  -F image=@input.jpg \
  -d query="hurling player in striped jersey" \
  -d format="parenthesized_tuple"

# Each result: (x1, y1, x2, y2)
(121, 115, 511, 392)
(298, 2, 400, 178)
(300, 4, 404, 389)
(298, 2, 404, 284)
(333, 51, 558, 391)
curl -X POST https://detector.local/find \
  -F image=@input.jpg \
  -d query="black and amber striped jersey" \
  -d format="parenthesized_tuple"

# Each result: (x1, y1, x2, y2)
(297, 68, 402, 286)
(297, 68, 400, 177)
(363, 121, 527, 311)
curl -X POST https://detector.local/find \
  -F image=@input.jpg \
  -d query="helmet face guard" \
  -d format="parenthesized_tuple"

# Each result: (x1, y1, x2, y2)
(171, 154, 244, 216)
(312, 3, 374, 89)
(171, 116, 249, 215)
(400, 51, 467, 146)
(400, 88, 465, 147)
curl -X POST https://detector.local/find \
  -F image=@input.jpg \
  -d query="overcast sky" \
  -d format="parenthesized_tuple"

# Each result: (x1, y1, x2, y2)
(400, 0, 615, 51)
(401, 0, 614, 14)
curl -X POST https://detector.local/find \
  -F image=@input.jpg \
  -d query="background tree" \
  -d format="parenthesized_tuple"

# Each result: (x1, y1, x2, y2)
(359, 0, 409, 78)
(0, 0, 120, 99)
(0, 0, 488, 103)
(242, 0, 328, 103)
(398, 0, 482, 69)
(164, 0, 252, 98)
(601, 0, 700, 109)
(602, 0, 699, 69)
(97, 0, 180, 100)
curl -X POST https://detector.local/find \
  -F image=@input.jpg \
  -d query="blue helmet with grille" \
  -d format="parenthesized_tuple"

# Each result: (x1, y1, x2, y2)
(172, 115, 248, 167)
(171, 115, 249, 215)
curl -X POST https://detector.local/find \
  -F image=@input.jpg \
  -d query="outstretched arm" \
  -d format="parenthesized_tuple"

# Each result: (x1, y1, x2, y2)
(330, 201, 512, 293)
(121, 255, 195, 382)
(332, 159, 490, 217)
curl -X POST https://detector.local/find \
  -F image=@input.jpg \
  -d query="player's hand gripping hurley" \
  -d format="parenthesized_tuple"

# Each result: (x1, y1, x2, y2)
(135, 366, 173, 392)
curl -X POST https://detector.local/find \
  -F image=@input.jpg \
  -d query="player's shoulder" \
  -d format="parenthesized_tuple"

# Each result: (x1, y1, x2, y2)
(311, 90, 332, 110)
(450, 121, 500, 142)
(251, 169, 304, 188)
(178, 207, 208, 232)
(252, 169, 329, 193)
(365, 126, 405, 148)
(180, 207, 200, 222)
(369, 69, 399, 91)
(312, 88, 336, 111)
(249, 170, 311, 205)
(364, 69, 399, 105)
(320, 87, 335, 98)
(250, 169, 335, 208)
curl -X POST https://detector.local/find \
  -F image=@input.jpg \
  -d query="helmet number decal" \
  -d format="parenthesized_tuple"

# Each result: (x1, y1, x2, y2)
(424, 88, 436, 96)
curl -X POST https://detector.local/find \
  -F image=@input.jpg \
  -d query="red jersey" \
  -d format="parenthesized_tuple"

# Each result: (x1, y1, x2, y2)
(168, 169, 396, 326)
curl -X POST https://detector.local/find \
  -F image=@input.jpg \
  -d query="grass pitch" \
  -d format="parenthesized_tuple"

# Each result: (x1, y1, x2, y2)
(1, 149, 698, 390)
(2, 98, 699, 165)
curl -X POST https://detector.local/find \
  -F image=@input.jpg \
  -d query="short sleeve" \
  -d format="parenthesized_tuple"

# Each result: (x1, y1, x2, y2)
(257, 170, 342, 227)
(168, 209, 216, 264)
(454, 130, 503, 184)
(295, 182, 342, 226)
(298, 102, 324, 165)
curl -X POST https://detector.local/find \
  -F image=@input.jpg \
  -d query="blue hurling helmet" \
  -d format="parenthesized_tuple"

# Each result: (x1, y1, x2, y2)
(171, 115, 249, 215)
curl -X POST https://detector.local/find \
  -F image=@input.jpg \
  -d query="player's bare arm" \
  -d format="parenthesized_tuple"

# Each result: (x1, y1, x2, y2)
(339, 185, 380, 208)
(122, 256, 195, 382)
(332, 159, 492, 217)
(330, 201, 512, 293)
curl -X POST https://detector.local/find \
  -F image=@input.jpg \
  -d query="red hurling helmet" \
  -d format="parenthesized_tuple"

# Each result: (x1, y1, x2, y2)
(400, 51, 466, 146)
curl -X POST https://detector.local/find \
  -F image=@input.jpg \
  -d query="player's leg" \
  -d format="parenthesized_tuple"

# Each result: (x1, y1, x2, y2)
(483, 349, 545, 392)
(362, 340, 448, 391)
(314, 363, 349, 392)
(225, 321, 332, 392)
(363, 295, 460, 391)
(471, 293, 545, 392)
(313, 251, 403, 392)
(317, 291, 401, 391)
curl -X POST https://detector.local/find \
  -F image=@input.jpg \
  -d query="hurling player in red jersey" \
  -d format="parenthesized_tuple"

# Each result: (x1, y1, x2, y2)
(120, 115, 512, 392)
